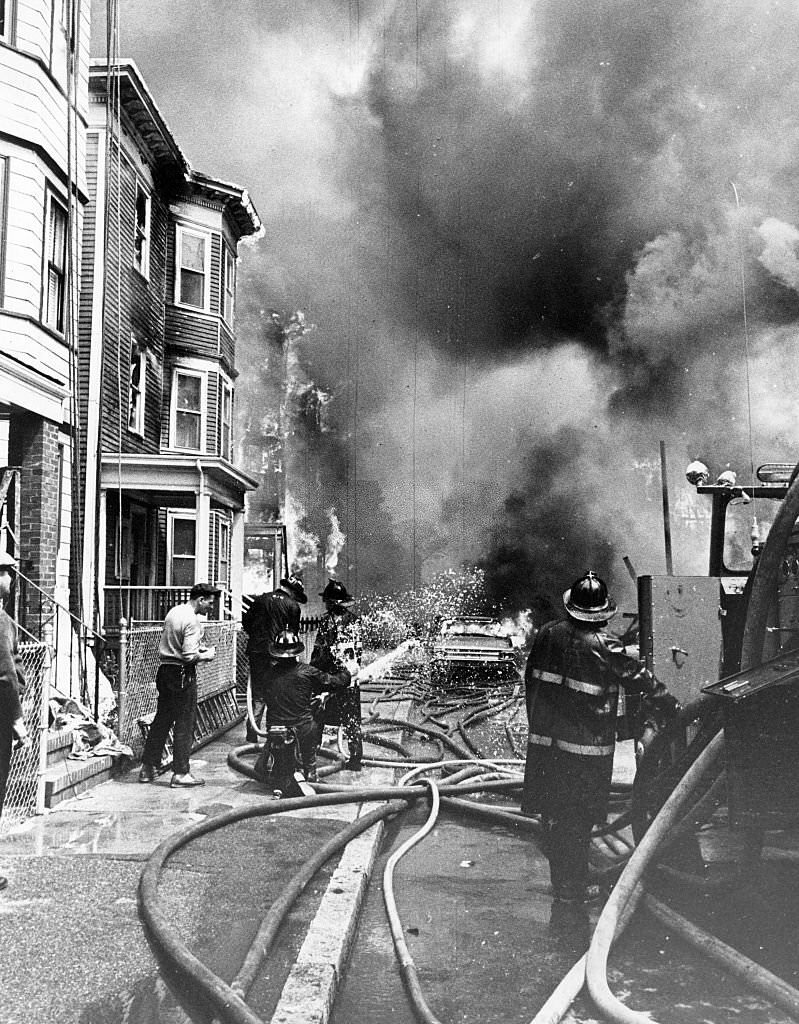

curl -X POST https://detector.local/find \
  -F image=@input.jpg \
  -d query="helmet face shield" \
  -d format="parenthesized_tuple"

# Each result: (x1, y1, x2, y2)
(563, 571, 617, 622)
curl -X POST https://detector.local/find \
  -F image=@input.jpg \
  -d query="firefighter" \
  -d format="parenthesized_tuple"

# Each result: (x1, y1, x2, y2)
(262, 630, 356, 783)
(241, 574, 307, 743)
(311, 579, 364, 771)
(522, 570, 678, 904)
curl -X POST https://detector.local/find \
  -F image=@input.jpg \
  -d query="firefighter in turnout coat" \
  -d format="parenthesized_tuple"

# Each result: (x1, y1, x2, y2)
(311, 579, 364, 771)
(521, 571, 678, 903)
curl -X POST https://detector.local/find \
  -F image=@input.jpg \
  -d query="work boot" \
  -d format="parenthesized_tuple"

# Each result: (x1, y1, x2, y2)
(170, 773, 205, 788)
(342, 759, 363, 772)
(138, 764, 156, 783)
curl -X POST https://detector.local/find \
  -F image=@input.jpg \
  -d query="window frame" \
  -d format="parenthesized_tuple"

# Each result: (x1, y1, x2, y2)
(170, 367, 206, 453)
(167, 511, 197, 587)
(127, 337, 146, 437)
(174, 224, 211, 312)
(217, 516, 231, 589)
(219, 379, 232, 461)
(0, 155, 8, 307)
(222, 245, 236, 324)
(134, 182, 151, 279)
(43, 189, 68, 335)
(1, 0, 16, 45)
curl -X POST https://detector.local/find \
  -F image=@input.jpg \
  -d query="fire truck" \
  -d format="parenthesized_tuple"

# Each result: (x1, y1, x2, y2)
(637, 460, 799, 833)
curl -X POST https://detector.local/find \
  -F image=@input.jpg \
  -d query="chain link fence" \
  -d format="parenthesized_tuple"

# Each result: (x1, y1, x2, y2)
(1, 641, 49, 833)
(118, 620, 241, 763)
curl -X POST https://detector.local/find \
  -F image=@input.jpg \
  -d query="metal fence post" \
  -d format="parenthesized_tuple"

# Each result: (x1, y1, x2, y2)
(35, 623, 55, 815)
(118, 618, 128, 744)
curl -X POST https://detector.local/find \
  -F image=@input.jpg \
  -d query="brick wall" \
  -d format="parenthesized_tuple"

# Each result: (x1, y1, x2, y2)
(10, 412, 61, 631)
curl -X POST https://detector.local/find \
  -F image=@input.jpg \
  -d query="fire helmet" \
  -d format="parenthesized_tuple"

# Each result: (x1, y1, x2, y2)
(269, 630, 305, 659)
(280, 575, 308, 604)
(0, 552, 17, 572)
(563, 571, 617, 623)
(320, 579, 354, 605)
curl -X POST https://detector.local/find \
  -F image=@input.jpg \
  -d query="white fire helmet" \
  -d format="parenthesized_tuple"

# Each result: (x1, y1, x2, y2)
(685, 460, 709, 486)
(716, 469, 737, 487)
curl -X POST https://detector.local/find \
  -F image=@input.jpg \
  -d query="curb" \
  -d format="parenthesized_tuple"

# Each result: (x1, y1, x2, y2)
(271, 814, 385, 1024)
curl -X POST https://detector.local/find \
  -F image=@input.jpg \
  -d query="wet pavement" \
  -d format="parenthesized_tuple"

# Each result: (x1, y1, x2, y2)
(0, 722, 371, 1024)
(2, 713, 799, 1024)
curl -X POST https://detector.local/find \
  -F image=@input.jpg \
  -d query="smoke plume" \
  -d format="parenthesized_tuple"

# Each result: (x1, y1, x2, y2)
(97, 0, 799, 615)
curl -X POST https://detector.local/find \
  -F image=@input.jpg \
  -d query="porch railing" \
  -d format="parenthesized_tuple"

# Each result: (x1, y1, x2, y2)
(103, 586, 235, 627)
(12, 569, 108, 717)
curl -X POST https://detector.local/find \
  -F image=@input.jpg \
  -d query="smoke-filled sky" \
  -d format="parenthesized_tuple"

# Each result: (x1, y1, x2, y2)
(93, 0, 799, 616)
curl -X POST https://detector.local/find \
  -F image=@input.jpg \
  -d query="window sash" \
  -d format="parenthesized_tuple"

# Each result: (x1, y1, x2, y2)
(177, 227, 208, 309)
(128, 342, 145, 435)
(220, 383, 232, 460)
(217, 520, 230, 587)
(168, 514, 196, 586)
(171, 369, 205, 451)
(44, 193, 68, 333)
(134, 185, 150, 277)
(222, 247, 235, 323)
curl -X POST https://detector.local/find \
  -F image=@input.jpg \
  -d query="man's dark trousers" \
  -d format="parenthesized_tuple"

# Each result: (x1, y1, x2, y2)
(142, 664, 197, 775)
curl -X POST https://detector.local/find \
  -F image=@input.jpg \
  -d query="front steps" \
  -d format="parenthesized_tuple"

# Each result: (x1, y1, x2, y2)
(42, 729, 118, 809)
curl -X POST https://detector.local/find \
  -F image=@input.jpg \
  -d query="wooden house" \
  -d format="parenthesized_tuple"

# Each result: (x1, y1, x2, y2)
(0, 0, 90, 633)
(78, 60, 261, 634)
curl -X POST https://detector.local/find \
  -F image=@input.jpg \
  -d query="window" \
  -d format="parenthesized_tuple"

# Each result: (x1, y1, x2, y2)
(219, 381, 232, 460)
(1, 0, 14, 42)
(0, 157, 8, 306)
(44, 191, 68, 333)
(168, 514, 196, 586)
(134, 184, 150, 278)
(222, 246, 235, 324)
(176, 226, 209, 310)
(217, 518, 230, 588)
(128, 339, 146, 435)
(171, 369, 204, 451)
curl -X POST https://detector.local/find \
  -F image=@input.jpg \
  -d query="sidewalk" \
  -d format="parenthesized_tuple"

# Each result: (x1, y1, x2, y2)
(0, 721, 393, 1024)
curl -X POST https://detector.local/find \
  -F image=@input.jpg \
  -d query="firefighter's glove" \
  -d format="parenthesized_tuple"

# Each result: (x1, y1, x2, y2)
(641, 691, 680, 734)
(311, 692, 329, 714)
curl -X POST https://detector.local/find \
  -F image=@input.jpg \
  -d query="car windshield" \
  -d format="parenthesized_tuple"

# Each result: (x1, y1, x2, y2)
(443, 619, 504, 637)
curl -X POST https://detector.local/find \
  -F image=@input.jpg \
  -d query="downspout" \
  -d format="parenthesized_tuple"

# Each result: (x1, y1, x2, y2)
(82, 130, 108, 628)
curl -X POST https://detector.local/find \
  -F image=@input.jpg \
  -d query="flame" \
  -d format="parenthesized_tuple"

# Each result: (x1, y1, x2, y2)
(284, 490, 321, 573)
(324, 506, 346, 574)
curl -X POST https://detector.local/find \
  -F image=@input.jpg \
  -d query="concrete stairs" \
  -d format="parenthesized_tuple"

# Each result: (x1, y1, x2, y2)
(42, 728, 118, 809)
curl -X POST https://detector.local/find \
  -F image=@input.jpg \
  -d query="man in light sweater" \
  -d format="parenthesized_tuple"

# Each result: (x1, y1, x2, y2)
(138, 582, 219, 788)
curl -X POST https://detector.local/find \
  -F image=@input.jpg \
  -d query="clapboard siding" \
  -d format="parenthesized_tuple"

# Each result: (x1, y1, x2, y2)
(219, 318, 235, 370)
(96, 141, 171, 457)
(206, 371, 219, 455)
(0, 53, 75, 178)
(0, 312, 70, 388)
(13, 0, 51, 65)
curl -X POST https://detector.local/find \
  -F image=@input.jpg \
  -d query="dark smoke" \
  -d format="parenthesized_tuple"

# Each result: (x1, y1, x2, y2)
(98, 0, 799, 613)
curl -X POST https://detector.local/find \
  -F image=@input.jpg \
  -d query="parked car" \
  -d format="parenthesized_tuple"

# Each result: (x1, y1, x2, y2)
(430, 616, 520, 685)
